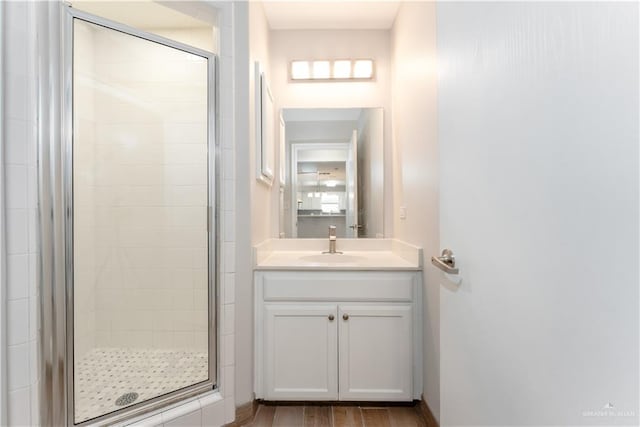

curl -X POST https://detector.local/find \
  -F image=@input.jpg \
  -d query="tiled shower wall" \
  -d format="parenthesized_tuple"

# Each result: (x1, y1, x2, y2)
(74, 20, 210, 356)
(2, 1, 40, 425)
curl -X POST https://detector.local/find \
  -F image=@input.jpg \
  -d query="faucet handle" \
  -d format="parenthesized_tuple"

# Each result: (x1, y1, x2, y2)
(328, 225, 337, 240)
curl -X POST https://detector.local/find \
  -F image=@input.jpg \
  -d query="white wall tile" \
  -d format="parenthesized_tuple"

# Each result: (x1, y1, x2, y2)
(27, 254, 37, 298)
(223, 243, 235, 273)
(224, 211, 235, 242)
(7, 299, 29, 345)
(6, 165, 27, 209)
(164, 410, 201, 427)
(6, 209, 28, 254)
(222, 148, 234, 180)
(30, 382, 40, 425)
(8, 387, 31, 427)
(160, 399, 201, 425)
(5, 72, 27, 120)
(7, 343, 30, 390)
(7, 254, 28, 300)
(25, 123, 37, 167)
(26, 166, 37, 209)
(29, 296, 38, 341)
(29, 341, 39, 384)
(5, 36, 28, 78)
(27, 208, 37, 253)
(200, 399, 225, 427)
(223, 335, 234, 368)
(3, 1, 40, 423)
(223, 273, 234, 305)
(223, 397, 235, 424)
(5, 118, 28, 164)
(223, 180, 235, 211)
(127, 413, 164, 427)
(222, 304, 234, 336)
(222, 366, 234, 398)
(220, 117, 234, 150)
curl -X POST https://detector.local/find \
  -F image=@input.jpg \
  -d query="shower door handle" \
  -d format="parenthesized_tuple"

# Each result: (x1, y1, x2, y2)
(431, 249, 459, 274)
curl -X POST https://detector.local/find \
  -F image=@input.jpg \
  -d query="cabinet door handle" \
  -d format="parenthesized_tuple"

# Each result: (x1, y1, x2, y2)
(343, 314, 349, 321)
(328, 314, 334, 321)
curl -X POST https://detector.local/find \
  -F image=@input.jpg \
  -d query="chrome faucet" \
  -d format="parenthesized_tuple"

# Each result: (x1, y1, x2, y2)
(323, 225, 342, 254)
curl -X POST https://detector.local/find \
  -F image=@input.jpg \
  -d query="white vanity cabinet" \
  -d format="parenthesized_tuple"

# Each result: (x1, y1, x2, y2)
(255, 271, 422, 402)
(263, 304, 339, 400)
(337, 304, 413, 400)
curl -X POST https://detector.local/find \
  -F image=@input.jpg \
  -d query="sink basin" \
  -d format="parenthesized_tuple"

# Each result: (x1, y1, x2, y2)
(299, 254, 365, 264)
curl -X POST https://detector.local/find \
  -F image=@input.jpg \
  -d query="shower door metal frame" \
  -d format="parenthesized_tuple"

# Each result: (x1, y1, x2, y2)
(56, 6, 219, 426)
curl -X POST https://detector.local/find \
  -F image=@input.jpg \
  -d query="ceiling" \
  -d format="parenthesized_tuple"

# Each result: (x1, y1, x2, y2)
(262, 1, 401, 30)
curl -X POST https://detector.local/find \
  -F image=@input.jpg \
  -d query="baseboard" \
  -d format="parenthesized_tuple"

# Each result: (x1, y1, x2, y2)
(224, 400, 258, 427)
(259, 399, 416, 407)
(415, 395, 439, 427)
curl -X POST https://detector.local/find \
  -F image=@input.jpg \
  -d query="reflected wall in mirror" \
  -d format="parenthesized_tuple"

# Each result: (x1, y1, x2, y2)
(281, 108, 384, 238)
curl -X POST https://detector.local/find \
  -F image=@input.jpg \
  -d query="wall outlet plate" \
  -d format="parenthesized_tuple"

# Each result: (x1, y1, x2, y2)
(399, 206, 407, 220)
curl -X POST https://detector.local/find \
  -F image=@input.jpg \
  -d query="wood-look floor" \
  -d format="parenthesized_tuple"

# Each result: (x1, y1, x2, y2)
(242, 404, 428, 427)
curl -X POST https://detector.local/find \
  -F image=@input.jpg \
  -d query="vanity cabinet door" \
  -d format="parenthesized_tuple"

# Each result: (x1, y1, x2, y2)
(338, 304, 413, 401)
(264, 304, 338, 400)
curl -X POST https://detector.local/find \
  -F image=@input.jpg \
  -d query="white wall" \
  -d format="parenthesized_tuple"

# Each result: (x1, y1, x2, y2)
(390, 1, 439, 420)
(232, 0, 272, 408)
(249, 2, 275, 247)
(270, 29, 393, 238)
(2, 2, 40, 425)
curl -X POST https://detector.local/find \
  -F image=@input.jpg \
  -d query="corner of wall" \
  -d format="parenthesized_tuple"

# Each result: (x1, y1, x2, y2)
(231, 0, 256, 410)
(0, 2, 7, 424)
(390, 2, 440, 422)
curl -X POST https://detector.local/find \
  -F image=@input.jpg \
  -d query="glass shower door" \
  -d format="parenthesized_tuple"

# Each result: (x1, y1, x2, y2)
(70, 12, 215, 425)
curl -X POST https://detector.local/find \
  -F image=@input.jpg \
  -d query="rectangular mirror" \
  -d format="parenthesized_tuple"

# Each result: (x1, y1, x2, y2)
(280, 108, 384, 238)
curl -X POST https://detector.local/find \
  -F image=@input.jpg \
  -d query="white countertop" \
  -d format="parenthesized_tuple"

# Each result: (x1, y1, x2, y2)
(253, 239, 423, 271)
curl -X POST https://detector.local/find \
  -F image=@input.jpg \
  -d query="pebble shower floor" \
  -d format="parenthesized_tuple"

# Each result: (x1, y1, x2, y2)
(75, 348, 208, 423)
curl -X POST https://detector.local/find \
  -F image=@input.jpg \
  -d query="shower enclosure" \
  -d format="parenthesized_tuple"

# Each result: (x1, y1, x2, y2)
(41, 6, 217, 425)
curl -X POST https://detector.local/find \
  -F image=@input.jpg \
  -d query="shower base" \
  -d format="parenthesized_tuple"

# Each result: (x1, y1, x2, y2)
(75, 347, 208, 423)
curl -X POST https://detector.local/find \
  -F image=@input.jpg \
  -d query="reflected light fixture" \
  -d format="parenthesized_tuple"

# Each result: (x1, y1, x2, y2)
(290, 59, 374, 81)
(333, 60, 351, 79)
(291, 61, 310, 80)
(312, 61, 331, 79)
(353, 59, 374, 79)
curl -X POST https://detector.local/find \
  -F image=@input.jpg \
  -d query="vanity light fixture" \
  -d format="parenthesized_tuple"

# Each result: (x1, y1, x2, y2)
(290, 59, 375, 81)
